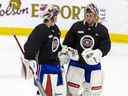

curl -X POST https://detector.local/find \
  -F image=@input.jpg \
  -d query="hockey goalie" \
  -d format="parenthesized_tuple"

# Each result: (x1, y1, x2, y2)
(59, 3, 111, 96)
(21, 4, 67, 96)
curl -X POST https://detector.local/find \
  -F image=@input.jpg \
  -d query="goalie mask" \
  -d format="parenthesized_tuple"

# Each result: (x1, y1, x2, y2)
(40, 4, 59, 22)
(85, 3, 99, 16)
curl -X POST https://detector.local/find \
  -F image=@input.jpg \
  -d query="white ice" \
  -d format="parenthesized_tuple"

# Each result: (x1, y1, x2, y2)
(0, 36, 128, 96)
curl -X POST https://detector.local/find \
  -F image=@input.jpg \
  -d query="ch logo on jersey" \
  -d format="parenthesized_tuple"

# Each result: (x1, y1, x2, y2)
(52, 37, 60, 52)
(80, 35, 95, 49)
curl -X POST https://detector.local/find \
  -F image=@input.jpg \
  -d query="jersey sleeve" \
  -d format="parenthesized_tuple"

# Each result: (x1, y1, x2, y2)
(56, 25, 62, 51)
(24, 25, 48, 60)
(98, 26, 111, 57)
(63, 24, 77, 48)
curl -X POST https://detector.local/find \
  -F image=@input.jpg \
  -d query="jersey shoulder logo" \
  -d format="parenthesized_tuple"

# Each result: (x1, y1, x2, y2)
(77, 31, 84, 34)
(48, 34, 53, 38)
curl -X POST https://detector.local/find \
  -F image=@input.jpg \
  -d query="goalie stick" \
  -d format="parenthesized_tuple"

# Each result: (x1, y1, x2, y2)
(13, 34, 46, 96)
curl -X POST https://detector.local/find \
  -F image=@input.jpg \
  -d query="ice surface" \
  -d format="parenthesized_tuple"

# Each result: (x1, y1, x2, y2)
(0, 36, 128, 96)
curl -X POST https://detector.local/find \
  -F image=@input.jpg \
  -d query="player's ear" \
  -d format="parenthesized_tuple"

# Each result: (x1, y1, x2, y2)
(43, 19, 49, 23)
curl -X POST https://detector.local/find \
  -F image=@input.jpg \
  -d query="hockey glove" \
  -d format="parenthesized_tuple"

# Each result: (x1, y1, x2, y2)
(21, 57, 37, 79)
(58, 46, 70, 66)
(67, 47, 79, 61)
(81, 49, 102, 65)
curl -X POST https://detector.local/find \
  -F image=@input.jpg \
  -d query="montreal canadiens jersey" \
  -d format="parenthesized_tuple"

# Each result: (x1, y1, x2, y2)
(63, 21, 111, 64)
(24, 23, 61, 65)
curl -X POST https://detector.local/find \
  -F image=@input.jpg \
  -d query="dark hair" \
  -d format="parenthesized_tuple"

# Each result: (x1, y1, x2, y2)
(43, 15, 56, 23)
(43, 19, 49, 23)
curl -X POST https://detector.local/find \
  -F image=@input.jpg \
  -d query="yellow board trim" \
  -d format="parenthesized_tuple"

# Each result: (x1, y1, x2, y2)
(0, 27, 32, 36)
(110, 33, 128, 43)
(0, 27, 128, 43)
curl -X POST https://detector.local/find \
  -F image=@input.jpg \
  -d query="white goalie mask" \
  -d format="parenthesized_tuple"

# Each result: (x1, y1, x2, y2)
(40, 4, 59, 21)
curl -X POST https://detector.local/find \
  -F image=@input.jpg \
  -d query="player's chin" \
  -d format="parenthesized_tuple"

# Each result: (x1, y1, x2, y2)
(87, 20, 94, 25)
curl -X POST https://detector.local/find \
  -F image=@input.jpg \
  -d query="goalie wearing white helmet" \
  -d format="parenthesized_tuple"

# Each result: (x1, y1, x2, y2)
(62, 3, 111, 96)
(23, 5, 66, 96)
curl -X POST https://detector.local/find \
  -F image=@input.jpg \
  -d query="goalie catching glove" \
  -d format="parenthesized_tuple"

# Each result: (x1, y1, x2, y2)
(21, 57, 37, 79)
(58, 46, 70, 66)
(81, 49, 102, 65)
(68, 47, 79, 61)
(58, 46, 79, 66)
